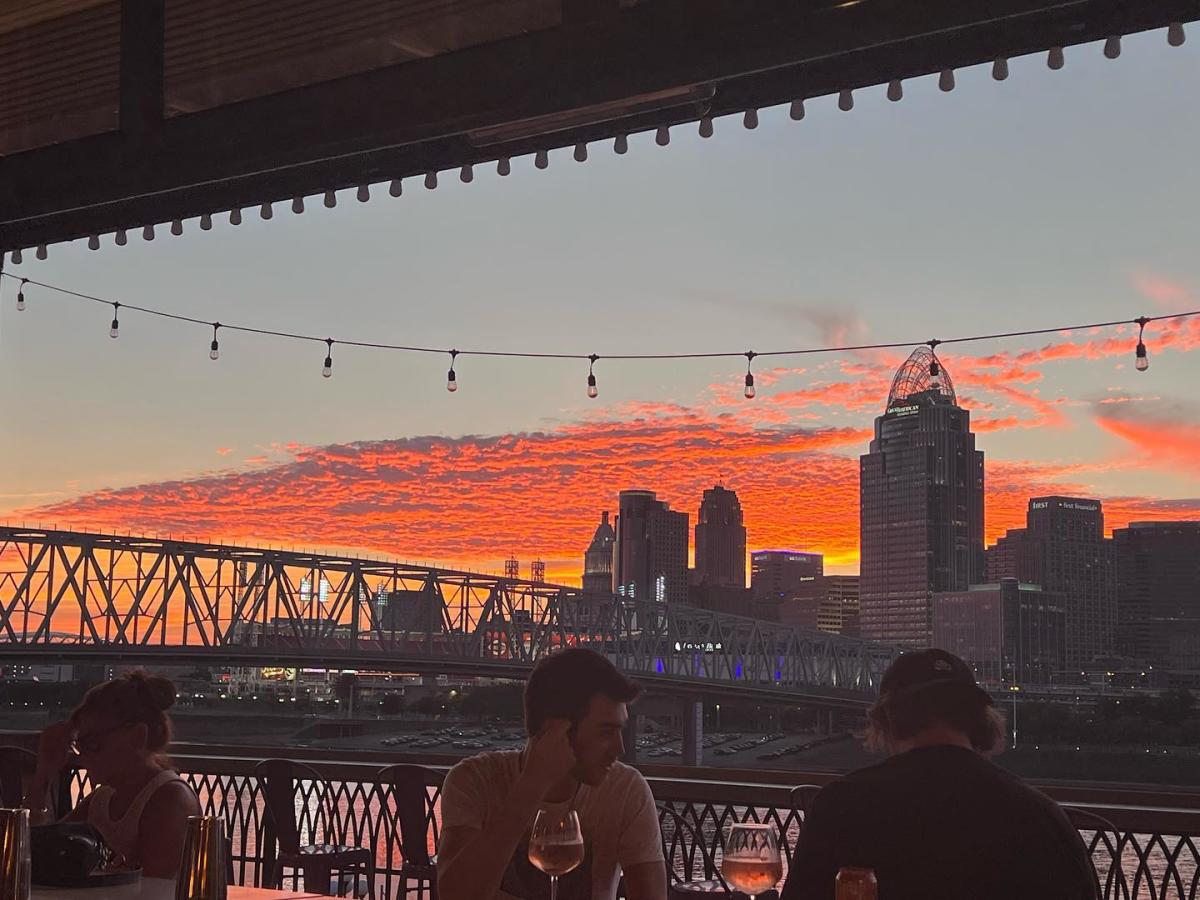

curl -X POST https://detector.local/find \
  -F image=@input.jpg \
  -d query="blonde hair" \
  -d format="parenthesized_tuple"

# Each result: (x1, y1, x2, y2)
(69, 670, 177, 754)
(865, 684, 1007, 755)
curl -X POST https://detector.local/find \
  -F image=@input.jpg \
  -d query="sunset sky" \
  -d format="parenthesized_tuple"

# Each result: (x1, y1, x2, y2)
(3, 31, 1199, 583)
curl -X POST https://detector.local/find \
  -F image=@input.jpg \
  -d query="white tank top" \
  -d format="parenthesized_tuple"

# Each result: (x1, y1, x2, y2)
(87, 769, 187, 865)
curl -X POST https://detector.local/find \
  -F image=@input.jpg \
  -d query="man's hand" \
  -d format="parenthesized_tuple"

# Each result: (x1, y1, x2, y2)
(523, 719, 577, 790)
(35, 721, 72, 781)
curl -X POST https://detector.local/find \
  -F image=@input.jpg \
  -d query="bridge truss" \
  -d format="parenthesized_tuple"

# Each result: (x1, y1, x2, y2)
(0, 527, 898, 706)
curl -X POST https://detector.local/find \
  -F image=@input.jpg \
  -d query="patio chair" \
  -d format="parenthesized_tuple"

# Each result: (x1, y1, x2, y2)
(255, 758, 375, 897)
(1064, 806, 1126, 900)
(0, 746, 73, 817)
(658, 805, 779, 900)
(788, 784, 822, 822)
(375, 764, 440, 899)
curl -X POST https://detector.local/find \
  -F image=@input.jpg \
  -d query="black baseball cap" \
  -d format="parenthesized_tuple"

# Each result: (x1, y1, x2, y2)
(878, 648, 992, 705)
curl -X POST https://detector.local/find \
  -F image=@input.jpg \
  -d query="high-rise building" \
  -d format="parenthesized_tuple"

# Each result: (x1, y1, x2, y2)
(986, 497, 1116, 669)
(582, 511, 616, 594)
(932, 578, 1065, 686)
(777, 574, 860, 636)
(694, 485, 747, 588)
(614, 490, 689, 604)
(1113, 521, 1200, 675)
(859, 347, 985, 649)
(750, 551, 823, 601)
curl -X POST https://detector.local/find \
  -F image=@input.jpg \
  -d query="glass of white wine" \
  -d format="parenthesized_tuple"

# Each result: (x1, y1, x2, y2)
(528, 808, 584, 900)
(722, 822, 782, 900)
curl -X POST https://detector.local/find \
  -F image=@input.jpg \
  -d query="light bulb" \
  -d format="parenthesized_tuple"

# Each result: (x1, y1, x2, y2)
(839, 89, 854, 111)
(655, 126, 670, 146)
(784, 99, 803, 120)
(461, 164, 474, 183)
(36, 245, 47, 260)
(109, 307, 120, 339)
(357, 184, 370, 202)
(1048, 46, 1065, 69)
(587, 375, 598, 399)
(200, 213, 213, 230)
(574, 142, 588, 161)
(939, 69, 955, 91)
(115, 230, 127, 246)
(535, 149, 549, 169)
(322, 358, 332, 377)
(887, 79, 903, 101)
(16, 283, 26, 311)
(260, 202, 273, 219)
(171, 219, 183, 235)
(993, 58, 1009, 80)
(699, 116, 714, 137)
(88, 235, 100, 250)
(292, 197, 304, 214)
(389, 179, 402, 196)
(1135, 341, 1149, 371)
(324, 190, 337, 208)
(614, 134, 628, 154)
(10, 249, 21, 264)
(1104, 36, 1121, 59)
(497, 157, 511, 176)
(143, 224, 155, 241)
(744, 373, 755, 399)
(230, 208, 242, 225)
(1168, 23, 1185, 46)
(425, 171, 438, 189)
(930, 358, 940, 377)
(743, 108, 758, 129)
(210, 339, 220, 361)
(447, 369, 457, 392)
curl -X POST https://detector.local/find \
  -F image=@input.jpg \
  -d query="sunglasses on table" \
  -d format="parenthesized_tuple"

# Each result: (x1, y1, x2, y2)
(71, 722, 135, 754)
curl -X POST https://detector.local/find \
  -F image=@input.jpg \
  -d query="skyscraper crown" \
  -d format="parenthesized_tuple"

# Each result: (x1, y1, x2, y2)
(886, 346, 957, 409)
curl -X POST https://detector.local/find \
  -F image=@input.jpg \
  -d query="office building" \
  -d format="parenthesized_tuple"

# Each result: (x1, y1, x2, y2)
(751, 551, 823, 601)
(694, 485, 747, 588)
(777, 575, 860, 636)
(859, 347, 985, 648)
(581, 511, 616, 594)
(1113, 521, 1200, 673)
(614, 490, 689, 604)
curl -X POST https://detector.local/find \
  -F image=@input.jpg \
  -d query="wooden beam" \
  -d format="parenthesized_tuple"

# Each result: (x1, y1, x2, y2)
(118, 0, 165, 142)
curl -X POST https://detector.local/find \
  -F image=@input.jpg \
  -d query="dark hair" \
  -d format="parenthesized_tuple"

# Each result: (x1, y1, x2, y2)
(866, 682, 1006, 755)
(524, 648, 641, 736)
(69, 670, 177, 754)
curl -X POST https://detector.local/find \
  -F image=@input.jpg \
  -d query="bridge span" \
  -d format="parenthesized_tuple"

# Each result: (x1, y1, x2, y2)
(0, 526, 898, 710)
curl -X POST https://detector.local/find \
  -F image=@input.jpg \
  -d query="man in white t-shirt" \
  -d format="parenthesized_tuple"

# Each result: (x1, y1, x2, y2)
(437, 648, 666, 900)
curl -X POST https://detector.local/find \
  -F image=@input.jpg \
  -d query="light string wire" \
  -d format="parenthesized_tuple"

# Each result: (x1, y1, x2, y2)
(2, 270, 1197, 372)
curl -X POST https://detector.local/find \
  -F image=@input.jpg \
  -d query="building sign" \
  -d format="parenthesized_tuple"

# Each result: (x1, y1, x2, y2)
(674, 641, 723, 653)
(1032, 500, 1099, 512)
(888, 405, 920, 416)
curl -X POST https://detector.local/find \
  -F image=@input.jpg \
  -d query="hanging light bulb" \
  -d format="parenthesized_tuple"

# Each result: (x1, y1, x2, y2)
(260, 202, 273, 220)
(939, 69, 955, 91)
(200, 213, 213, 230)
(109, 303, 120, 339)
(230, 208, 243, 225)
(1168, 22, 1185, 46)
(497, 157, 511, 176)
(16, 278, 27, 311)
(115, 230, 128, 246)
(614, 134, 629, 154)
(10, 248, 22, 264)
(143, 224, 155, 241)
(88, 235, 100, 250)
(993, 58, 1009, 80)
(743, 108, 758, 129)
(927, 340, 942, 379)
(838, 89, 854, 111)
(743, 351, 757, 400)
(574, 142, 589, 161)
(887, 79, 903, 102)
(322, 338, 334, 378)
(535, 149, 549, 169)
(1048, 46, 1065, 69)
(357, 184, 370, 202)
(447, 349, 459, 392)
(587, 354, 599, 399)
(324, 190, 337, 208)
(1104, 35, 1121, 59)
(1135, 317, 1150, 371)
(171, 219, 183, 235)
(425, 171, 438, 189)
(209, 323, 221, 361)
(389, 179, 403, 197)
(36, 245, 47, 260)
(655, 126, 670, 146)
(292, 197, 304, 214)
(460, 164, 474, 183)
(790, 99, 806, 120)
(699, 116, 714, 137)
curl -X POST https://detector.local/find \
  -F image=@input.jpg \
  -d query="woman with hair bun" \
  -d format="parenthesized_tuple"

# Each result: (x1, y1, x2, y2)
(26, 670, 201, 878)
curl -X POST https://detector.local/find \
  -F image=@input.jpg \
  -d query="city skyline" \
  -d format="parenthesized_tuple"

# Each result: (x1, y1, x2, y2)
(3, 34, 1200, 583)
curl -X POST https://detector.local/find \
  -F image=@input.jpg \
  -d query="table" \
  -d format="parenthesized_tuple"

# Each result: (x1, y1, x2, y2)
(34, 880, 323, 900)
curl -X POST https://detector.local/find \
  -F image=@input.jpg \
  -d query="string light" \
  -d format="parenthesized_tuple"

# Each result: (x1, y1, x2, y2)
(116, 230, 128, 246)
(230, 208, 243, 225)
(993, 58, 1009, 81)
(324, 190, 337, 208)
(655, 126, 670, 146)
(789, 99, 805, 120)
(36, 246, 47, 260)
(614, 134, 628, 154)
(839, 89, 854, 111)
(1104, 36, 1121, 59)
(699, 116, 714, 137)
(109, 303, 120, 339)
(535, 149, 549, 169)
(389, 179, 403, 197)
(16, 278, 26, 311)
(425, 172, 438, 190)
(939, 69, 955, 92)
(743, 109, 759, 129)
(927, 339, 941, 378)
(292, 197, 305, 214)
(574, 142, 589, 162)
(887, 80, 903, 101)
(1135, 316, 1149, 371)
(10, 249, 21, 264)
(143, 224, 155, 241)
(461, 164, 474, 183)
(743, 351, 756, 399)
(497, 158, 511, 176)
(447, 349, 458, 392)
(200, 214, 213, 230)
(171, 219, 183, 235)
(88, 235, 100, 250)
(357, 184, 370, 202)
(1048, 46, 1065, 70)
(210, 323, 220, 361)
(260, 202, 273, 220)
(322, 338, 334, 378)
(587, 354, 598, 399)
(1168, 23, 1185, 46)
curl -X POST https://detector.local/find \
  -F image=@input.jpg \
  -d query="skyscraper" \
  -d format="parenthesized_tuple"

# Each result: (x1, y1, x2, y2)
(986, 497, 1116, 669)
(694, 485, 747, 588)
(750, 551, 823, 601)
(614, 490, 689, 604)
(859, 347, 985, 649)
(1113, 521, 1200, 676)
(582, 511, 616, 594)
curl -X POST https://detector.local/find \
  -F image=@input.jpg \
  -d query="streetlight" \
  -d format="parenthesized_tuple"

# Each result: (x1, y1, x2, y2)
(715, 704, 721, 732)
(1008, 685, 1021, 748)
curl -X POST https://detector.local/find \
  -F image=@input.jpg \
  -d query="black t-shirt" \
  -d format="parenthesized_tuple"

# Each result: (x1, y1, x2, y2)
(780, 746, 1097, 900)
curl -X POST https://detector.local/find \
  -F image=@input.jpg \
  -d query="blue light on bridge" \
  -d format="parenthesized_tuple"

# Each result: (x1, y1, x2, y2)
(655, 657, 665, 674)
(735, 660, 743, 679)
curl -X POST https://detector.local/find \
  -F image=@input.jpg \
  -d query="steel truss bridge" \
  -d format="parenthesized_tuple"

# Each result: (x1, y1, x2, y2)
(0, 527, 898, 708)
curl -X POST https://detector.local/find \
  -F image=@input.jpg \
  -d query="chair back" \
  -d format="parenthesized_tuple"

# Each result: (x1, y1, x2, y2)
(657, 805, 728, 891)
(1064, 806, 1125, 900)
(788, 784, 822, 821)
(375, 764, 441, 867)
(254, 758, 307, 854)
(0, 747, 36, 808)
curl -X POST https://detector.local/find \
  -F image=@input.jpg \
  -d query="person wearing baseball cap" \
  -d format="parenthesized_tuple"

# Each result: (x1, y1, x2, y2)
(780, 649, 1096, 900)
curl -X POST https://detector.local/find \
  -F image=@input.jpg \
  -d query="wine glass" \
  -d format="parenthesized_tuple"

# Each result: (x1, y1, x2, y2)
(528, 808, 584, 900)
(722, 822, 782, 900)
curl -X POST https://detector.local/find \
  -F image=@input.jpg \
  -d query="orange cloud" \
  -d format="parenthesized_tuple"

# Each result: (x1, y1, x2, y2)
(1093, 400, 1200, 476)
